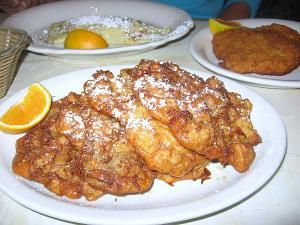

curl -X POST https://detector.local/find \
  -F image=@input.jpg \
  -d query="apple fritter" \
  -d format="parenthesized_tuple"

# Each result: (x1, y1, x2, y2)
(13, 92, 154, 200)
(84, 69, 210, 178)
(125, 103, 209, 178)
(127, 60, 261, 172)
(155, 163, 211, 184)
(13, 94, 103, 201)
(12, 60, 262, 201)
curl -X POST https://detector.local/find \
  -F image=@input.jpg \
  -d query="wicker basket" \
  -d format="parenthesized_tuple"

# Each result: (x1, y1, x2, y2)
(0, 27, 30, 98)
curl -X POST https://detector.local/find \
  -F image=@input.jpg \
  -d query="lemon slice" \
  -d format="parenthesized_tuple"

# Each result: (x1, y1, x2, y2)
(64, 29, 108, 49)
(0, 83, 52, 134)
(209, 18, 242, 34)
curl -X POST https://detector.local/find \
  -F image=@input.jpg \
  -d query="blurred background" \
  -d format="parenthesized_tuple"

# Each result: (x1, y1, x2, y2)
(257, 0, 300, 21)
(0, 0, 299, 21)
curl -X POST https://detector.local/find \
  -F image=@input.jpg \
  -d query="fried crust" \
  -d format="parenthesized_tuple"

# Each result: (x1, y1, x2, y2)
(84, 70, 210, 178)
(128, 60, 261, 172)
(212, 23, 300, 75)
(13, 60, 262, 201)
(13, 93, 154, 200)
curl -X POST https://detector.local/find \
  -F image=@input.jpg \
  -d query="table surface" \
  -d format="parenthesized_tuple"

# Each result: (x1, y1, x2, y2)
(0, 14, 299, 225)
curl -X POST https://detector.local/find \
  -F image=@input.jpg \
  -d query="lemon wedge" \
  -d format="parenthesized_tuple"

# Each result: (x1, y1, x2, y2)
(0, 83, 52, 134)
(64, 29, 108, 49)
(209, 18, 242, 34)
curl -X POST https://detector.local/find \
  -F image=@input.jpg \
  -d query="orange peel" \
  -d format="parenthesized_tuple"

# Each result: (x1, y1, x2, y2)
(0, 83, 52, 134)
(209, 18, 242, 34)
(64, 29, 108, 49)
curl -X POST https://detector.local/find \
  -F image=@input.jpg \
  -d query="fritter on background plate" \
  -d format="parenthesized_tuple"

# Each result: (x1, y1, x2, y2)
(212, 23, 300, 75)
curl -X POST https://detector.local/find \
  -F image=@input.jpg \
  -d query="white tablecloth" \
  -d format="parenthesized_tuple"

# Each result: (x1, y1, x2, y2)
(0, 15, 299, 225)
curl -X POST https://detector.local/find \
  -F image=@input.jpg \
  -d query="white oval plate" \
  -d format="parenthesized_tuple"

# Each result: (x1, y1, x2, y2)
(2, 0, 193, 57)
(190, 19, 300, 89)
(0, 65, 286, 225)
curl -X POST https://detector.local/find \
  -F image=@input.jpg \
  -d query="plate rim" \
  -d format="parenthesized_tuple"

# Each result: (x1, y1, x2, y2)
(189, 18, 300, 89)
(0, 65, 287, 225)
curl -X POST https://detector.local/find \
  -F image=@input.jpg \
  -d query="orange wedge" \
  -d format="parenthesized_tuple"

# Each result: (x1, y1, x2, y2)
(64, 29, 108, 49)
(0, 83, 52, 134)
(209, 18, 242, 34)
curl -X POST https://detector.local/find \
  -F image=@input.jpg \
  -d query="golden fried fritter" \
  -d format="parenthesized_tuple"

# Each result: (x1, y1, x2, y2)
(125, 104, 209, 178)
(256, 23, 300, 44)
(13, 60, 262, 201)
(84, 69, 136, 125)
(127, 60, 261, 172)
(129, 60, 214, 151)
(13, 93, 154, 200)
(84, 137, 153, 195)
(212, 23, 300, 75)
(13, 94, 103, 200)
(155, 164, 211, 184)
(84, 69, 210, 179)
(56, 94, 153, 195)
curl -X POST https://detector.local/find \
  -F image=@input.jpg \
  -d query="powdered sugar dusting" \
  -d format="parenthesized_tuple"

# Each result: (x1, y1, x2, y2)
(62, 111, 85, 139)
(139, 93, 167, 111)
(30, 15, 193, 50)
(126, 116, 152, 131)
(65, 111, 85, 128)
(112, 108, 122, 120)
(83, 60, 245, 146)
(68, 16, 132, 29)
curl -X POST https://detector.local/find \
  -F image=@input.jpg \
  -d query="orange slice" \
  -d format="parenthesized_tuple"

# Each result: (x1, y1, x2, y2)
(209, 18, 242, 34)
(0, 83, 52, 134)
(64, 29, 108, 49)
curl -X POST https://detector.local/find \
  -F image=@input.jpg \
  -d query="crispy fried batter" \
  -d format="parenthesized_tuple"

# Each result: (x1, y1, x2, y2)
(127, 60, 261, 172)
(13, 94, 103, 200)
(212, 23, 300, 75)
(156, 166, 211, 184)
(13, 93, 153, 200)
(13, 60, 262, 200)
(256, 23, 300, 45)
(84, 70, 210, 178)
(126, 104, 209, 178)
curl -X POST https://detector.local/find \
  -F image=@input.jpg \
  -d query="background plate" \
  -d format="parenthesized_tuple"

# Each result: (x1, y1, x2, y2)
(190, 19, 300, 88)
(2, 0, 193, 58)
(0, 65, 286, 225)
